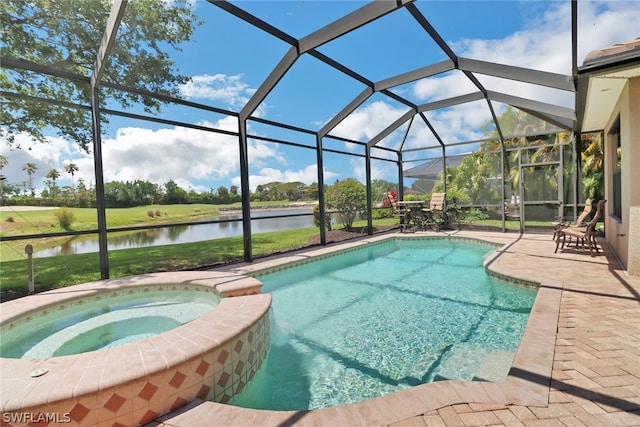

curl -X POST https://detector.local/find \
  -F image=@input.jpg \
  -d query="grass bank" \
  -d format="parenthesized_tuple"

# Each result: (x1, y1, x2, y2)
(0, 227, 321, 301)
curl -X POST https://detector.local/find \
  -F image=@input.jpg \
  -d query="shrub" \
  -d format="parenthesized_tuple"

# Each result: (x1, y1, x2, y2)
(312, 204, 332, 231)
(372, 208, 391, 220)
(54, 207, 75, 230)
(325, 178, 366, 229)
(460, 207, 489, 222)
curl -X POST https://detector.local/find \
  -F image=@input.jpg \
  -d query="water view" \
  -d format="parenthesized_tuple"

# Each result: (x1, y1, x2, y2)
(35, 209, 314, 258)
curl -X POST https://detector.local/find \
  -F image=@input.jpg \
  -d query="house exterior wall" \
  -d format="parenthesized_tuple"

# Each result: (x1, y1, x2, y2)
(604, 77, 640, 276)
(626, 78, 640, 277)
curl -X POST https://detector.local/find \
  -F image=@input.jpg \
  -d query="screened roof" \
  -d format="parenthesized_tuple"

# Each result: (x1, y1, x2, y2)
(2, 0, 639, 189)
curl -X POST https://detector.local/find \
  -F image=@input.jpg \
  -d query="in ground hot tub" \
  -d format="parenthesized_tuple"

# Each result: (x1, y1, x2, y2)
(1, 287, 220, 359)
(0, 271, 270, 427)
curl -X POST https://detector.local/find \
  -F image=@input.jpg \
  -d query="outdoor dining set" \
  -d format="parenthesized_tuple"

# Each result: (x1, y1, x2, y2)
(389, 193, 450, 232)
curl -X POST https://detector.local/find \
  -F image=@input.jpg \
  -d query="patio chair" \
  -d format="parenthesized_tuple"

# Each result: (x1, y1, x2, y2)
(552, 198, 593, 241)
(387, 194, 408, 231)
(421, 193, 446, 231)
(555, 199, 606, 256)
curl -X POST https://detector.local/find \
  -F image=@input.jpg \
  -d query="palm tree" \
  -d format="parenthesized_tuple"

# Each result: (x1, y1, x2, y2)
(64, 163, 79, 190)
(22, 162, 37, 195)
(46, 168, 60, 183)
(46, 168, 61, 196)
(580, 133, 604, 200)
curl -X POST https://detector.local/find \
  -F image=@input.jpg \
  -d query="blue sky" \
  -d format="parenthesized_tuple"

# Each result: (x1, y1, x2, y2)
(2, 0, 640, 196)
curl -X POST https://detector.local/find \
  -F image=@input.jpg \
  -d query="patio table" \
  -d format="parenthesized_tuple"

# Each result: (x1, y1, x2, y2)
(396, 201, 427, 232)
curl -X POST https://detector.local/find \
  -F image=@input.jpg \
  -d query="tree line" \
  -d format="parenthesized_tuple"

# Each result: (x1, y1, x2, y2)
(0, 153, 401, 211)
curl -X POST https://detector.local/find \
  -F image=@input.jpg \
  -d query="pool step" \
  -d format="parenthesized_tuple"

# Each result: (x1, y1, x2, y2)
(472, 351, 515, 382)
(433, 346, 514, 383)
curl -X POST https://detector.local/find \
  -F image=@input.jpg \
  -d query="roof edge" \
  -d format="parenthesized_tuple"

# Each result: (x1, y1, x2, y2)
(579, 38, 640, 74)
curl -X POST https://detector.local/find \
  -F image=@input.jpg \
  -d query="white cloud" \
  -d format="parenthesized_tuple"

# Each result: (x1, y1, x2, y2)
(575, 1, 640, 62)
(179, 73, 256, 108)
(410, 1, 640, 111)
(0, 133, 81, 190)
(413, 71, 478, 103)
(1, 116, 278, 194)
(330, 101, 410, 143)
(351, 157, 397, 185)
(454, 1, 640, 72)
(97, 116, 283, 190)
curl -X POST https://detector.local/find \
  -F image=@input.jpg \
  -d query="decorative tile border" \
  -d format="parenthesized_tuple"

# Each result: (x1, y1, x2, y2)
(249, 235, 514, 283)
(0, 284, 219, 334)
(485, 269, 540, 290)
(247, 238, 393, 277)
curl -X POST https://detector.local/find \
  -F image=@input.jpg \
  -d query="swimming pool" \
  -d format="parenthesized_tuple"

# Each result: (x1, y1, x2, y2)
(0, 288, 219, 359)
(229, 238, 537, 410)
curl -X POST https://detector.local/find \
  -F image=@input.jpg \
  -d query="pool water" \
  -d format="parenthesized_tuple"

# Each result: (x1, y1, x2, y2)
(229, 238, 537, 410)
(0, 289, 219, 359)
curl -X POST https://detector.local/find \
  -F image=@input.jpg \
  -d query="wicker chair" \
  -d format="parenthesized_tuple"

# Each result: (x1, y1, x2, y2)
(555, 200, 606, 256)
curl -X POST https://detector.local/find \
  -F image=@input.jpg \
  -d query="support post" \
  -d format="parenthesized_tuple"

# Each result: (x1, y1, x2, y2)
(316, 133, 327, 245)
(238, 118, 253, 262)
(365, 145, 373, 235)
(91, 86, 110, 278)
(25, 244, 34, 294)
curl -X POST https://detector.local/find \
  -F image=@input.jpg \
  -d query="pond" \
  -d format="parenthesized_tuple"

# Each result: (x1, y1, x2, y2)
(34, 209, 315, 258)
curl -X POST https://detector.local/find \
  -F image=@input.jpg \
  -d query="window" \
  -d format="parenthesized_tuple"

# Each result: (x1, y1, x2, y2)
(610, 118, 622, 220)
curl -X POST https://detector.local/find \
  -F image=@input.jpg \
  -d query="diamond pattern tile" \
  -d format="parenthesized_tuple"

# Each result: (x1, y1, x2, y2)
(248, 365, 257, 382)
(138, 410, 160, 425)
(169, 371, 187, 388)
(197, 384, 211, 399)
(217, 372, 230, 388)
(171, 397, 188, 411)
(234, 339, 244, 355)
(195, 360, 210, 377)
(234, 360, 245, 376)
(235, 379, 246, 395)
(138, 382, 159, 401)
(69, 402, 91, 422)
(217, 349, 229, 365)
(104, 393, 126, 412)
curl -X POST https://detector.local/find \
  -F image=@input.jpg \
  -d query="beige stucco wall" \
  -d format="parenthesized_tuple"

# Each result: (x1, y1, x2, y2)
(627, 78, 640, 277)
(604, 77, 640, 276)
